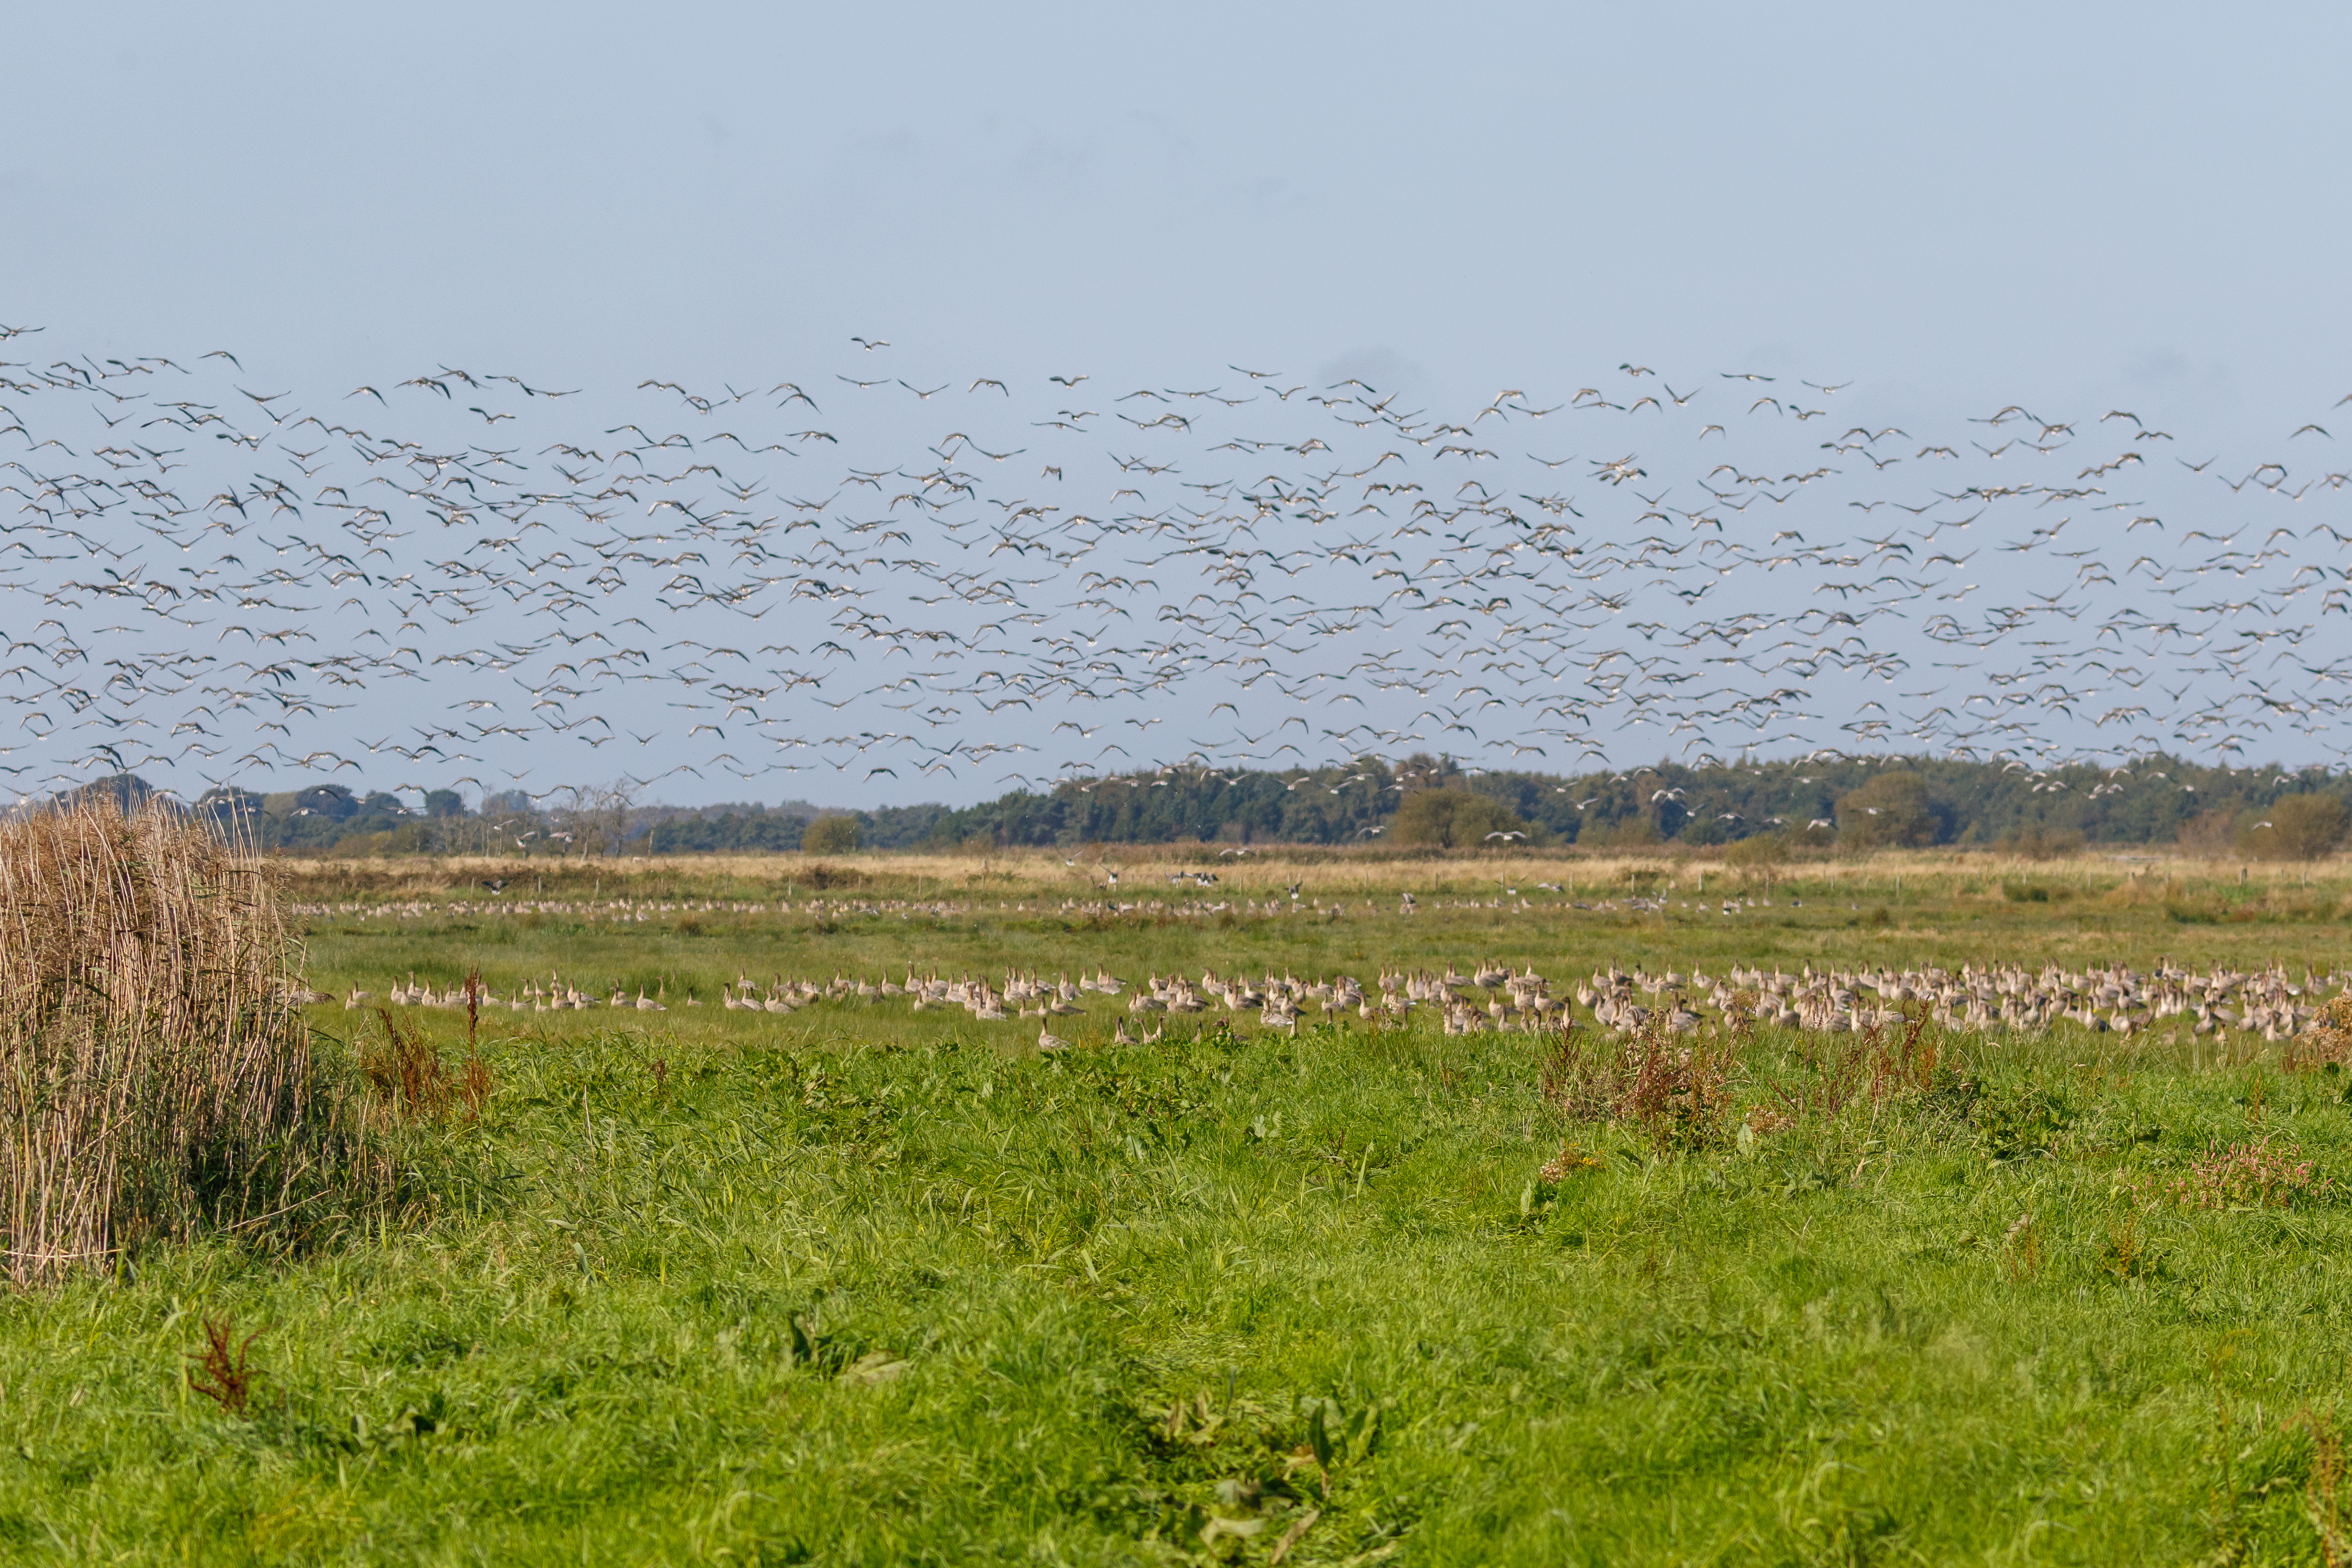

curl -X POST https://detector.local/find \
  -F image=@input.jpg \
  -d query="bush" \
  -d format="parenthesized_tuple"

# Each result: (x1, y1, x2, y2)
(800, 815, 862, 855)
(2241, 793, 2349, 861)
(2176, 808, 2239, 858)
(1390, 789, 1530, 848)
(0, 802, 382, 1283)
(1837, 771, 1938, 848)
(1722, 831, 1788, 868)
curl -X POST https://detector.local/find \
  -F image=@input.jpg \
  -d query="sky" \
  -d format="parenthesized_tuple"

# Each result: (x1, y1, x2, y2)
(4, 4, 2350, 806)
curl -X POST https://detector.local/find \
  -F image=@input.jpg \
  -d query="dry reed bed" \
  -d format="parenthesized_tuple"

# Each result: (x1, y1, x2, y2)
(0, 803, 364, 1284)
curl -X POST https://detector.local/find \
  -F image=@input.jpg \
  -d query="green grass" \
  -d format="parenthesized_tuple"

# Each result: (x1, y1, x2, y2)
(8, 858, 2352, 1562)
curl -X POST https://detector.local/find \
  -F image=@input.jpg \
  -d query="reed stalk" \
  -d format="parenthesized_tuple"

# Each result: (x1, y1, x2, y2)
(0, 799, 358, 1284)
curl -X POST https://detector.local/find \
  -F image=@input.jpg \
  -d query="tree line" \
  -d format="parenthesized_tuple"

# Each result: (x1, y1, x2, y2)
(47, 752, 2352, 860)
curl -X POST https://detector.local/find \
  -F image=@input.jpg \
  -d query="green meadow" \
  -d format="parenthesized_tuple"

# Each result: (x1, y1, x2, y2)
(7, 848, 2352, 1564)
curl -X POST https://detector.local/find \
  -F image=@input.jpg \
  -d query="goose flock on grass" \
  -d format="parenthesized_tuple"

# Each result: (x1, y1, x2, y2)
(336, 956, 2350, 1052)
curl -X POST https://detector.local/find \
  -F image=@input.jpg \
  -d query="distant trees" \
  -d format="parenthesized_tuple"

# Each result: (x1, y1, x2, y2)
(1390, 789, 1531, 848)
(1836, 772, 1940, 849)
(47, 757, 2352, 859)
(646, 812, 807, 854)
(551, 781, 639, 858)
(641, 801, 946, 853)
(192, 787, 263, 839)
(925, 762, 1400, 848)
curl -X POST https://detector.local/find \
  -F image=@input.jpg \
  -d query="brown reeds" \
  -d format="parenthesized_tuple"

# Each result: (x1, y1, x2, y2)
(363, 1005, 455, 1117)
(0, 799, 369, 1284)
(352, 969, 491, 1125)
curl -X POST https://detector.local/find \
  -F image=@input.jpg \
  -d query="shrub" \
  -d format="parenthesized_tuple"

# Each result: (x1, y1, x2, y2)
(1389, 789, 1529, 849)
(2241, 793, 2350, 861)
(2176, 808, 2240, 858)
(801, 815, 862, 855)
(1722, 831, 1788, 869)
(0, 802, 380, 1283)
(1836, 771, 1938, 848)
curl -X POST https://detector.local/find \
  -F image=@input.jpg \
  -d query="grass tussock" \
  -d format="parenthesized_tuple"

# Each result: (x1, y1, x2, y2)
(0, 801, 391, 1284)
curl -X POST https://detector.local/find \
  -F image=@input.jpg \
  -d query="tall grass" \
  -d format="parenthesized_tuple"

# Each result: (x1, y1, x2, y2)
(0, 800, 377, 1283)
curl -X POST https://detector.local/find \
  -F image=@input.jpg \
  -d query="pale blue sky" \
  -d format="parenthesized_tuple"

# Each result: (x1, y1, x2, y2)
(9, 3, 2345, 423)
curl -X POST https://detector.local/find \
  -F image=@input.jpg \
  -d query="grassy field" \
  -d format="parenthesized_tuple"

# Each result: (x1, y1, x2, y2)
(6, 848, 2352, 1563)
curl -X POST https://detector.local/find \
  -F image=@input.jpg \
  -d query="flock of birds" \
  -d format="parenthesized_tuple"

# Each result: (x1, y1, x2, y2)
(287, 887, 1769, 926)
(6, 323, 2352, 805)
(344, 956, 2347, 1051)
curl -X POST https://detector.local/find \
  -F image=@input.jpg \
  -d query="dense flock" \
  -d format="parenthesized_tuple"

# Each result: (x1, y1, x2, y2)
(348, 955, 2351, 1049)
(290, 891, 1742, 921)
(13, 331, 2352, 803)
